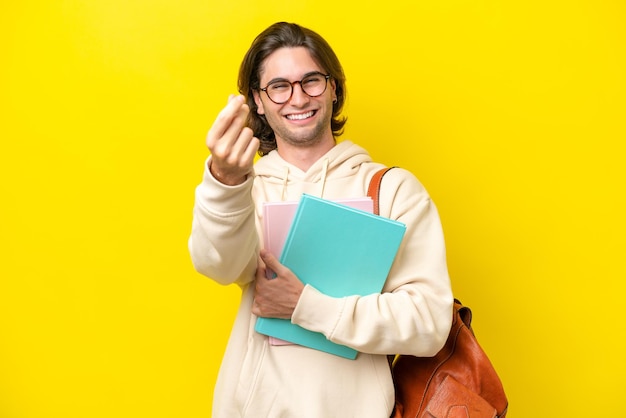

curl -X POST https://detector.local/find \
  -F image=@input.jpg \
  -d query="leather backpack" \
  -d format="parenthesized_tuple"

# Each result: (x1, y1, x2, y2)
(368, 167, 509, 418)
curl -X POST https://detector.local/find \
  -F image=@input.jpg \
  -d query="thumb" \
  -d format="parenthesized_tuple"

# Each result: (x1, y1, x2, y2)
(260, 249, 282, 274)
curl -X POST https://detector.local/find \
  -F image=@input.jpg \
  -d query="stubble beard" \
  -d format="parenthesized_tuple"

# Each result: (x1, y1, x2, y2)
(267, 109, 333, 149)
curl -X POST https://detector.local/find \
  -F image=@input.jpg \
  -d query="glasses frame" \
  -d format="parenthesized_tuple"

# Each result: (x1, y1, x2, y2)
(259, 72, 331, 104)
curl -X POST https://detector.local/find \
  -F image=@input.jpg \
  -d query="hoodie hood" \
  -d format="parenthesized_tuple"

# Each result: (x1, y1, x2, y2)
(253, 140, 373, 201)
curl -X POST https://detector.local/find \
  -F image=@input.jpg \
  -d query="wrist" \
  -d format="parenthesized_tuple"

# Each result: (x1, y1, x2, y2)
(208, 161, 246, 186)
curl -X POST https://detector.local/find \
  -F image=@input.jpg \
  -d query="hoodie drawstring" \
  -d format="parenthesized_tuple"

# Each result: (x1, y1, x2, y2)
(319, 158, 329, 199)
(280, 166, 290, 201)
(279, 158, 329, 200)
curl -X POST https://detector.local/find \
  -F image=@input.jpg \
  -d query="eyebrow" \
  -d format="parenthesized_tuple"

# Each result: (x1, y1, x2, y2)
(263, 71, 325, 87)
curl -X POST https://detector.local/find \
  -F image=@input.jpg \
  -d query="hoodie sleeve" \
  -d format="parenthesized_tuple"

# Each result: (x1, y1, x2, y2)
(188, 157, 258, 286)
(291, 168, 454, 356)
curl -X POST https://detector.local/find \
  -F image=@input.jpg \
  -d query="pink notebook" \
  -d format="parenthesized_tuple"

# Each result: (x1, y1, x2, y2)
(262, 197, 373, 345)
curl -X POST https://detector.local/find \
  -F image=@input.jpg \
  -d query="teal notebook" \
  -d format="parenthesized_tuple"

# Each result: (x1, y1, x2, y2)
(255, 194, 406, 359)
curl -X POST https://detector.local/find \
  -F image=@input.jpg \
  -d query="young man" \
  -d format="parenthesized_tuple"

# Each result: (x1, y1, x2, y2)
(189, 22, 453, 418)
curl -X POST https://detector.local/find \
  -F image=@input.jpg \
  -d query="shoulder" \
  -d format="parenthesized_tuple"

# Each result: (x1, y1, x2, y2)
(367, 166, 432, 219)
(369, 166, 429, 197)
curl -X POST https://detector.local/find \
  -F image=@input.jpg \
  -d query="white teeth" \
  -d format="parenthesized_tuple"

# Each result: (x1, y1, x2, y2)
(286, 111, 314, 120)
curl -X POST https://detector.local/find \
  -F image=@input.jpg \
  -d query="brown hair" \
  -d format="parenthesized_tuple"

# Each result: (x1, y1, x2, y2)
(238, 22, 347, 156)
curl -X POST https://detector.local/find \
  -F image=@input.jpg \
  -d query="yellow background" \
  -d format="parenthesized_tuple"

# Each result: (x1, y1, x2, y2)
(1, 0, 625, 417)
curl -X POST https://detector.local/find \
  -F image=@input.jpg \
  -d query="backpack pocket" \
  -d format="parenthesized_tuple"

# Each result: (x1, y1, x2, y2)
(423, 374, 497, 418)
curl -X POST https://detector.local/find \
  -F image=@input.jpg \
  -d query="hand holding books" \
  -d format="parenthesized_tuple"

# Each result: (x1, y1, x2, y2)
(252, 250, 304, 319)
(255, 194, 406, 359)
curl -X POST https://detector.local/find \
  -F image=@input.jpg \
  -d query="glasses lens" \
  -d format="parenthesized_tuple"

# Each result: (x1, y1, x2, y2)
(301, 74, 328, 97)
(266, 81, 292, 104)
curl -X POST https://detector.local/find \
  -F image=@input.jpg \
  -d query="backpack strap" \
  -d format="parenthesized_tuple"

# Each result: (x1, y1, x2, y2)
(368, 166, 399, 368)
(367, 167, 397, 216)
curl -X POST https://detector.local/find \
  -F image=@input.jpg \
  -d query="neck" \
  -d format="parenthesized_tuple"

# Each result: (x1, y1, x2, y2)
(275, 136, 336, 172)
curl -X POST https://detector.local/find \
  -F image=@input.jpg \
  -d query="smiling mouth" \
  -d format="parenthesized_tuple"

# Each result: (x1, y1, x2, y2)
(285, 110, 316, 121)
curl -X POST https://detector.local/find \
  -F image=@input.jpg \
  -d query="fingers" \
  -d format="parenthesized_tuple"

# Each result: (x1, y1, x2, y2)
(228, 126, 255, 164)
(206, 95, 260, 185)
(207, 95, 248, 149)
(242, 131, 261, 163)
(221, 104, 250, 150)
(254, 251, 304, 319)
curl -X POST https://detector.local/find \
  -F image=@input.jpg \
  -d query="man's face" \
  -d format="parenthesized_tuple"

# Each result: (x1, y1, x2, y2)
(253, 47, 337, 149)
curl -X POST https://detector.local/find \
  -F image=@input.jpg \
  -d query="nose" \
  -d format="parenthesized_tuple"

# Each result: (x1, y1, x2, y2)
(288, 81, 310, 106)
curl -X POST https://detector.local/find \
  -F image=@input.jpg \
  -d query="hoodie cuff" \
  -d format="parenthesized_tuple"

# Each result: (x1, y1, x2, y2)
(196, 156, 254, 215)
(291, 284, 347, 339)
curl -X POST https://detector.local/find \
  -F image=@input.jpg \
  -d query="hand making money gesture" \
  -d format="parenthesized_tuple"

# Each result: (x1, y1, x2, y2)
(206, 95, 260, 185)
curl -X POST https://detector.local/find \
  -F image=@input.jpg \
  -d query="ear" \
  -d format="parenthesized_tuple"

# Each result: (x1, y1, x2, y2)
(330, 78, 338, 103)
(252, 90, 265, 115)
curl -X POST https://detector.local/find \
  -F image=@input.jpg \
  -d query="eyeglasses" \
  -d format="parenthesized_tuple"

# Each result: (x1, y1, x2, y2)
(259, 72, 331, 104)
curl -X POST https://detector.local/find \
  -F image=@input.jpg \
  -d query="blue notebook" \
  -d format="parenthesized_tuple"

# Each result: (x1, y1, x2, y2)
(255, 194, 406, 359)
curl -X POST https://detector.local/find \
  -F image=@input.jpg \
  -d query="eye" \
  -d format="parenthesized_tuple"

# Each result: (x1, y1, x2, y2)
(303, 75, 323, 85)
(268, 81, 290, 91)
